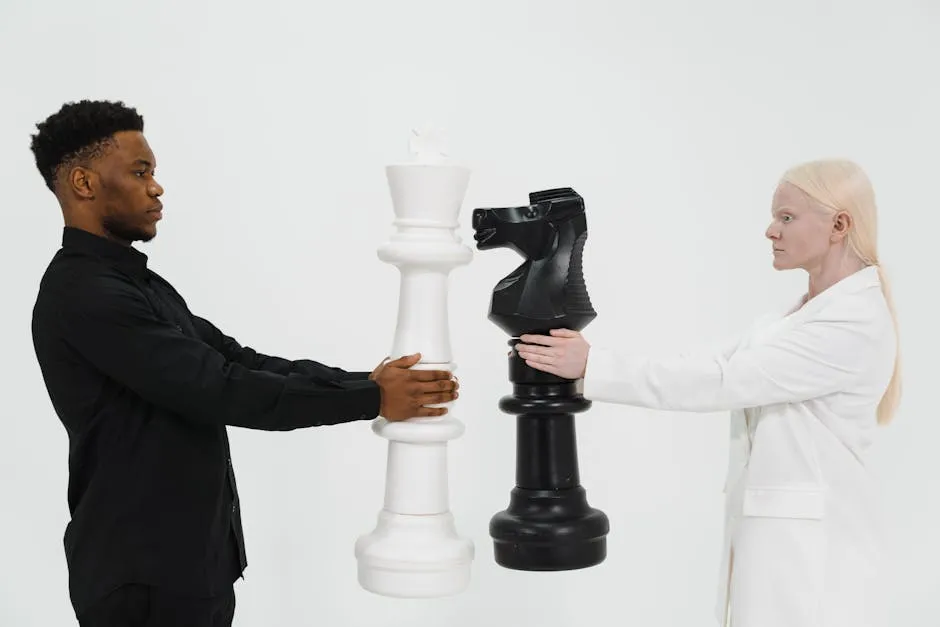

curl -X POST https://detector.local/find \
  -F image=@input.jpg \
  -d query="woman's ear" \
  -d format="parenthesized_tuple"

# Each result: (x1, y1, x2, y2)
(831, 210, 852, 242)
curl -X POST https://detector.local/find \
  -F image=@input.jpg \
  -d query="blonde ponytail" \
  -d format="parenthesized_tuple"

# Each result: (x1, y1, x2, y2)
(875, 264, 902, 425)
(780, 159, 901, 425)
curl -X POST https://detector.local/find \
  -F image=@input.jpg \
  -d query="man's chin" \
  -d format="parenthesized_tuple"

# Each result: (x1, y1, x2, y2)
(129, 222, 158, 243)
(104, 226, 156, 245)
(102, 217, 158, 243)
(126, 228, 156, 244)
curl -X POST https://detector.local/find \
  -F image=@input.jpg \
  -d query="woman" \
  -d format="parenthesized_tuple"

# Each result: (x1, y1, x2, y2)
(515, 159, 901, 627)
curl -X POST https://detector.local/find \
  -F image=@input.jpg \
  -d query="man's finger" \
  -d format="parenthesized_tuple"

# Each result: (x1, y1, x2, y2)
(388, 353, 421, 366)
(416, 406, 448, 418)
(414, 380, 456, 394)
(418, 391, 456, 405)
(410, 369, 453, 382)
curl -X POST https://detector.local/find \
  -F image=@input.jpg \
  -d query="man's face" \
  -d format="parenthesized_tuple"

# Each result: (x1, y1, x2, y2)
(83, 131, 164, 244)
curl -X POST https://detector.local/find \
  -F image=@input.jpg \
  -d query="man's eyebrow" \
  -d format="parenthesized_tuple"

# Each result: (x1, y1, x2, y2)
(132, 158, 155, 168)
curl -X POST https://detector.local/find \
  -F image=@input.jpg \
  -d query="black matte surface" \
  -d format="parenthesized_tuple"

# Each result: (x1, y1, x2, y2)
(473, 188, 609, 571)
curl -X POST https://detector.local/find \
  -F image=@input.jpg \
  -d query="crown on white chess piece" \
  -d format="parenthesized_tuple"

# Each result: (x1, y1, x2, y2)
(408, 124, 450, 164)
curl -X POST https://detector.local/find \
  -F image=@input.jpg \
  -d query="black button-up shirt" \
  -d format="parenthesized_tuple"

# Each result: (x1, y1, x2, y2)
(31, 227, 380, 616)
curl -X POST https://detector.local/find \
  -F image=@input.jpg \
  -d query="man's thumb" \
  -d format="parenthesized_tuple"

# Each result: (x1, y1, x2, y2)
(392, 352, 422, 366)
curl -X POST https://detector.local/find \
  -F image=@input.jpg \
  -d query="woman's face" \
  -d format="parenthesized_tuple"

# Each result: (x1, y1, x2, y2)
(765, 182, 840, 271)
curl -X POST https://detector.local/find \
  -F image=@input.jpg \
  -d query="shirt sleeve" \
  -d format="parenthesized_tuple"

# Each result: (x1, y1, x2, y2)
(191, 316, 372, 380)
(581, 306, 887, 412)
(58, 271, 380, 430)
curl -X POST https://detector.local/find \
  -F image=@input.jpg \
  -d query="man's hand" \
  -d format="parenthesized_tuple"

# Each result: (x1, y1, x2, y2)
(516, 329, 590, 379)
(368, 357, 390, 381)
(373, 353, 459, 421)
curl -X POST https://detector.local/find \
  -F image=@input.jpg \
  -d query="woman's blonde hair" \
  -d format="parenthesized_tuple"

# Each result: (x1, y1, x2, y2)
(780, 159, 901, 425)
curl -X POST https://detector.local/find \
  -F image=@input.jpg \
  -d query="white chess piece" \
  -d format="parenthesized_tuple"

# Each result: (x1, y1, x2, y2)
(354, 126, 474, 597)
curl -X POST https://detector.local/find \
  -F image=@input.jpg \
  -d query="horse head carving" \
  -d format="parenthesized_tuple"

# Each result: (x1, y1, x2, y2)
(472, 187, 596, 337)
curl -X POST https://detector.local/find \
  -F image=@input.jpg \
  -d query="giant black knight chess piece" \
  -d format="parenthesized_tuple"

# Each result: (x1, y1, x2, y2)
(472, 187, 609, 571)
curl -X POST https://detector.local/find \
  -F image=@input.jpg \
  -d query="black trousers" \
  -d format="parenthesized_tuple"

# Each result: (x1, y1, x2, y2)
(77, 584, 235, 627)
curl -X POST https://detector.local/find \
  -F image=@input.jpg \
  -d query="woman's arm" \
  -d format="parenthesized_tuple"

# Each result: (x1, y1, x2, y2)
(518, 300, 889, 413)
(581, 312, 883, 412)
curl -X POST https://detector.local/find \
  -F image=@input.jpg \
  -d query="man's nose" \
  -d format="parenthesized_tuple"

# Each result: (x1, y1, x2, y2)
(765, 224, 778, 239)
(150, 180, 164, 197)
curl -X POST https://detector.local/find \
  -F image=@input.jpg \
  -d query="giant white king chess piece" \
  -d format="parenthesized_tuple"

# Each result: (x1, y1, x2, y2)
(354, 125, 474, 597)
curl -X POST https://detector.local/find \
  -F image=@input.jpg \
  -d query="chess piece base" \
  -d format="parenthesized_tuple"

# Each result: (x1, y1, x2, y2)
(489, 486, 609, 571)
(355, 510, 473, 598)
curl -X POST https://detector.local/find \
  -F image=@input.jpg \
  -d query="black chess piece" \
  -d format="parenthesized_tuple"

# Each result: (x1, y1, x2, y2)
(472, 187, 609, 571)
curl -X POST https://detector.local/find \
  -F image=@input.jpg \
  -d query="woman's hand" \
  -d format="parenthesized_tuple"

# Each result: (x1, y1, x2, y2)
(516, 329, 590, 379)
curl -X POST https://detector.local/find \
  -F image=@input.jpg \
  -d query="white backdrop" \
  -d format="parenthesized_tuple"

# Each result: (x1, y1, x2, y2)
(1, 1, 937, 625)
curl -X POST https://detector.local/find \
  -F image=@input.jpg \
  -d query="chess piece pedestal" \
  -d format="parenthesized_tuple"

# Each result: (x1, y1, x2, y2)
(489, 347, 608, 570)
(354, 130, 474, 597)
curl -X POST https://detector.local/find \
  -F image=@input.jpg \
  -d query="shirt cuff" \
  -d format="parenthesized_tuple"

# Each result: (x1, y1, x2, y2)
(582, 346, 625, 404)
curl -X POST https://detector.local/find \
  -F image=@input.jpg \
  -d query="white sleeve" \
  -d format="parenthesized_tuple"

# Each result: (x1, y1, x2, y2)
(581, 310, 884, 413)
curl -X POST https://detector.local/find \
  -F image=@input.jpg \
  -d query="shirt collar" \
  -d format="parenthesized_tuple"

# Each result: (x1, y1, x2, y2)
(787, 264, 881, 318)
(61, 226, 150, 279)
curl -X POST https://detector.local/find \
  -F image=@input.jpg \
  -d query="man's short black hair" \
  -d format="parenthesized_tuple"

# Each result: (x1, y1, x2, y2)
(30, 100, 144, 192)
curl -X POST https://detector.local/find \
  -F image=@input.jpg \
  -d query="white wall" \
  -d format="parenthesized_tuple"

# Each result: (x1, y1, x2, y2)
(1, 1, 937, 625)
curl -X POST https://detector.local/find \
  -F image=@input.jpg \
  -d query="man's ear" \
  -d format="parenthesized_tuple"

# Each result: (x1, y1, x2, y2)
(831, 210, 852, 242)
(67, 166, 96, 200)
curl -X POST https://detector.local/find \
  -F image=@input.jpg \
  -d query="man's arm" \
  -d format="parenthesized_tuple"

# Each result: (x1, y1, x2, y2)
(59, 270, 379, 430)
(191, 316, 371, 381)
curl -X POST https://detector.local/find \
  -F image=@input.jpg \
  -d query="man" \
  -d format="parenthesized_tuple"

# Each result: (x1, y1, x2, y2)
(29, 100, 458, 627)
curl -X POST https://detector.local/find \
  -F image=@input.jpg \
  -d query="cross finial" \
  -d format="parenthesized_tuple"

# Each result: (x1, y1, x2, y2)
(408, 123, 449, 163)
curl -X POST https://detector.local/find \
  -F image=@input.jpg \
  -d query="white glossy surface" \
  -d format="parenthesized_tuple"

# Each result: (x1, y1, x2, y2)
(355, 127, 474, 597)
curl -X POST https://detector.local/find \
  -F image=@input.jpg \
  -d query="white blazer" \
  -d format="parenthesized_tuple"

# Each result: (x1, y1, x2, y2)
(582, 266, 896, 627)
